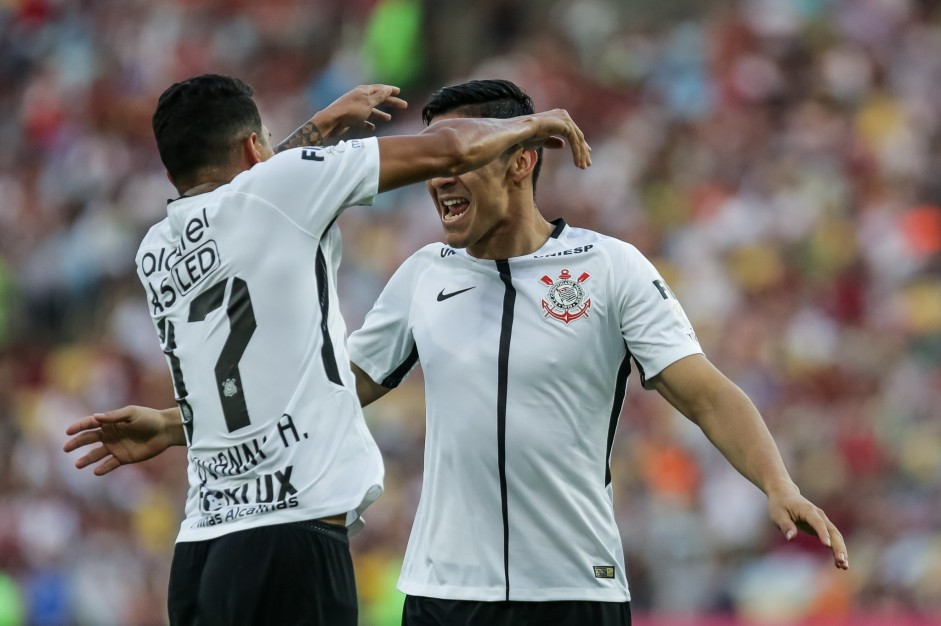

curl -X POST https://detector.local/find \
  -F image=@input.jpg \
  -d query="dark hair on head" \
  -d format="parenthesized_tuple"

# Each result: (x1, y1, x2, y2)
(152, 74, 263, 188)
(422, 79, 543, 193)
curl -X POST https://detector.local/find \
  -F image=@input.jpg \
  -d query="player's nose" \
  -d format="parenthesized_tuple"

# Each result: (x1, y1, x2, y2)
(428, 174, 457, 189)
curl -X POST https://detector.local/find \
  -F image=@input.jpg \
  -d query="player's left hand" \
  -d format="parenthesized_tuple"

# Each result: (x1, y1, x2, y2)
(63, 406, 182, 475)
(767, 487, 849, 570)
(317, 84, 408, 137)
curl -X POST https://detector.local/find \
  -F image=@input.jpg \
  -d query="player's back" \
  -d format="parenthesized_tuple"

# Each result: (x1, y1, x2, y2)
(136, 143, 384, 541)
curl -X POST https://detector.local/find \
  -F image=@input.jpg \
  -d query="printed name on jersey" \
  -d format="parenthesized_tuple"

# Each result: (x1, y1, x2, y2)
(170, 239, 220, 294)
(532, 244, 593, 258)
(198, 464, 298, 513)
(193, 497, 300, 528)
(593, 565, 616, 579)
(193, 436, 269, 480)
(540, 269, 592, 324)
(141, 208, 219, 314)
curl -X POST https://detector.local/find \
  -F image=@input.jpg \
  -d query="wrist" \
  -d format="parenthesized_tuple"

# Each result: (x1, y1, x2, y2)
(764, 479, 800, 498)
(161, 407, 188, 447)
(310, 112, 336, 141)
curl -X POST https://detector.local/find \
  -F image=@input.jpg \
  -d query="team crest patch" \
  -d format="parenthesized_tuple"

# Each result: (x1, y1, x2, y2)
(222, 378, 238, 398)
(540, 269, 591, 324)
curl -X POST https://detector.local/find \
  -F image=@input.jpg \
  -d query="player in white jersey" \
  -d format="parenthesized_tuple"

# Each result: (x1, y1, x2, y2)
(66, 80, 848, 625)
(64, 74, 592, 626)
(347, 79, 844, 625)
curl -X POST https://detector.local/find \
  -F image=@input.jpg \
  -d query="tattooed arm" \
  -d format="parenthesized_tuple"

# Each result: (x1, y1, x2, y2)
(274, 118, 325, 153)
(274, 84, 407, 153)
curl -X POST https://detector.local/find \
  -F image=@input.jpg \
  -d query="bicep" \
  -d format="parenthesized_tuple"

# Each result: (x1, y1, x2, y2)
(648, 354, 732, 422)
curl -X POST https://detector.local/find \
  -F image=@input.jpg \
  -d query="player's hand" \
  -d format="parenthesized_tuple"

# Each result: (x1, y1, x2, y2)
(525, 109, 592, 169)
(63, 406, 184, 476)
(316, 84, 408, 137)
(767, 487, 849, 570)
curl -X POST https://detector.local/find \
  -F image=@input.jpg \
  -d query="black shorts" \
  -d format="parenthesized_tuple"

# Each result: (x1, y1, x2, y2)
(402, 595, 632, 626)
(167, 519, 356, 626)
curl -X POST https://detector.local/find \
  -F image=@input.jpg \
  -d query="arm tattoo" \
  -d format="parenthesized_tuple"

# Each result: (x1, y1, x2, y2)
(274, 120, 324, 153)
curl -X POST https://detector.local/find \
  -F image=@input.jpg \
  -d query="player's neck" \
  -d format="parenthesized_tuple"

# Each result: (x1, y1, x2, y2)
(467, 204, 553, 260)
(177, 162, 247, 197)
(181, 181, 225, 197)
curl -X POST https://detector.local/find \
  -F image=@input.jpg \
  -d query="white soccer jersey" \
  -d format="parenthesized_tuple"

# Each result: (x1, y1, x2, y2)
(136, 139, 384, 542)
(349, 220, 703, 602)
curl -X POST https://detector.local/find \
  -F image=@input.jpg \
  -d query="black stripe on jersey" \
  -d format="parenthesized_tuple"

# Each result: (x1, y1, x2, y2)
(496, 259, 516, 601)
(316, 244, 343, 386)
(605, 351, 631, 486)
(380, 343, 418, 388)
(549, 218, 566, 239)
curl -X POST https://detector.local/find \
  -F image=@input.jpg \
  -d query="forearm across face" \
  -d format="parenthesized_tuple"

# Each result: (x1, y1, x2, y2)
(376, 111, 588, 193)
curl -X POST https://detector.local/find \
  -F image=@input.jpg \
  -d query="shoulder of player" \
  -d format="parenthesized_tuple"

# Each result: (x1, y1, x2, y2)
(136, 218, 173, 257)
(226, 138, 378, 189)
(553, 226, 644, 264)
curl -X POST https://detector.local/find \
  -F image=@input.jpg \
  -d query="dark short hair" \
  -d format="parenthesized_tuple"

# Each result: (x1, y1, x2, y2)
(152, 74, 263, 186)
(422, 79, 543, 192)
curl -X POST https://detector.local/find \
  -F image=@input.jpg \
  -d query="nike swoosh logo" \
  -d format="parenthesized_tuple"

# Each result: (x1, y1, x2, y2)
(437, 287, 476, 301)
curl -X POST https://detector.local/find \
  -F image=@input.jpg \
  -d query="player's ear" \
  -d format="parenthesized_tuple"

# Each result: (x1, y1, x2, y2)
(509, 147, 538, 185)
(243, 132, 266, 166)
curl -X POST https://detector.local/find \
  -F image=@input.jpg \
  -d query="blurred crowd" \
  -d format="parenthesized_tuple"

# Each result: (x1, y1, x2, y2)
(1, 0, 940, 624)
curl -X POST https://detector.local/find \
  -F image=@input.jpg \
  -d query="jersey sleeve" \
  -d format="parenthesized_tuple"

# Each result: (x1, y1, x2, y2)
(348, 253, 423, 388)
(610, 242, 703, 388)
(235, 137, 380, 236)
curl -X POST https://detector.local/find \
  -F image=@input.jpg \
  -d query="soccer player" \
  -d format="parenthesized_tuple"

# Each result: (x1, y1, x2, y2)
(66, 80, 847, 625)
(67, 74, 591, 626)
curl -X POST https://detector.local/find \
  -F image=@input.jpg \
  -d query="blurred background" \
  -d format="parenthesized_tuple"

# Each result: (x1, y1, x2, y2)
(1, 0, 940, 624)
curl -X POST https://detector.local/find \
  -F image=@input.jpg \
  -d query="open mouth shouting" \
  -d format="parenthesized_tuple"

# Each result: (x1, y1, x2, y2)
(441, 197, 470, 223)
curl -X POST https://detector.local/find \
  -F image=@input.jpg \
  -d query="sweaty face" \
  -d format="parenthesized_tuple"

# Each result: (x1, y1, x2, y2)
(426, 113, 516, 255)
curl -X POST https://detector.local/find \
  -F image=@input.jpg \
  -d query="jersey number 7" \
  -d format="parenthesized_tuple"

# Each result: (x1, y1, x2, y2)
(158, 277, 257, 443)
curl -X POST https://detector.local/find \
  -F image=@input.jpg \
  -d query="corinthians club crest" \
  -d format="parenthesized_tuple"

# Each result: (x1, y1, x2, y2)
(540, 269, 591, 324)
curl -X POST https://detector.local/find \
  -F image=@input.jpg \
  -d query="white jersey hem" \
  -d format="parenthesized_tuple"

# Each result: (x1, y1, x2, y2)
(397, 581, 631, 603)
(175, 488, 381, 543)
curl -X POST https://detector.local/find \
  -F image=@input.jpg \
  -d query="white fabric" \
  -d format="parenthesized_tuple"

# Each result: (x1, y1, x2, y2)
(349, 222, 703, 602)
(136, 139, 384, 542)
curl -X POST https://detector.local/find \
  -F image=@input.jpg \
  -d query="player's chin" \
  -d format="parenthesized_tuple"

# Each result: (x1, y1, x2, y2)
(443, 230, 470, 249)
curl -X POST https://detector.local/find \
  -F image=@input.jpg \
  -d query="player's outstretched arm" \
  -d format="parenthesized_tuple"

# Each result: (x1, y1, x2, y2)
(274, 84, 407, 153)
(649, 354, 849, 571)
(376, 108, 591, 192)
(63, 406, 186, 476)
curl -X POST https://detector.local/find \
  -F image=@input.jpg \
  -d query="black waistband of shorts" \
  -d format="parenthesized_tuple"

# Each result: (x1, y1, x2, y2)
(294, 519, 349, 544)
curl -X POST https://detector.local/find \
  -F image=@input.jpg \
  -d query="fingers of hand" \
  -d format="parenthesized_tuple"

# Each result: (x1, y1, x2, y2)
(370, 108, 392, 122)
(63, 430, 102, 453)
(801, 512, 832, 547)
(94, 408, 134, 423)
(94, 457, 123, 476)
(65, 416, 98, 436)
(76, 445, 110, 469)
(827, 522, 849, 570)
(384, 96, 408, 110)
(372, 84, 400, 97)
